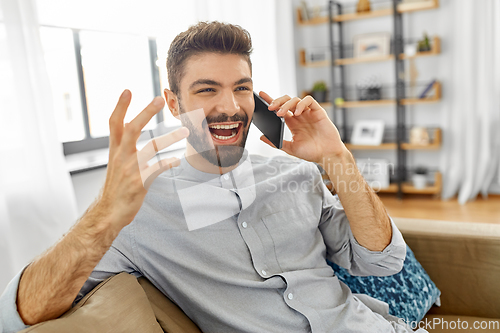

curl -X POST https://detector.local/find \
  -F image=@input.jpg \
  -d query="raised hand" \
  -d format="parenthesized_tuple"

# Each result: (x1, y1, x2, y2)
(99, 90, 189, 229)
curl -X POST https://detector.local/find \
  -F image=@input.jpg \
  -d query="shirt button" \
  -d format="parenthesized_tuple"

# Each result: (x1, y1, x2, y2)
(287, 293, 293, 300)
(223, 174, 229, 180)
(242, 222, 248, 228)
(261, 270, 267, 276)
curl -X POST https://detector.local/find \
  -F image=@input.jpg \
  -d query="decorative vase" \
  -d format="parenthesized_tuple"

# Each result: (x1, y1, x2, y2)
(357, 0, 371, 13)
(311, 90, 327, 103)
(412, 174, 427, 189)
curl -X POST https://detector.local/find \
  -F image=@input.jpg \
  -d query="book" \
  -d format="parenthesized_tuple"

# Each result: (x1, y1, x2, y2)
(418, 79, 436, 99)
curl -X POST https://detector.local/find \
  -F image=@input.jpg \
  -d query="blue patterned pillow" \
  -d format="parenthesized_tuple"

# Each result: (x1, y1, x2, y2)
(327, 245, 440, 323)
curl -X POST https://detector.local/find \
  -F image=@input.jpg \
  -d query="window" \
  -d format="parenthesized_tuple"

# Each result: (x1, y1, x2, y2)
(79, 30, 156, 138)
(40, 27, 85, 142)
(40, 27, 171, 154)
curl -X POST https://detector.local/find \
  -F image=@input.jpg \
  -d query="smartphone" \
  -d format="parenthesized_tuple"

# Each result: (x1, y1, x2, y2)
(252, 92, 284, 149)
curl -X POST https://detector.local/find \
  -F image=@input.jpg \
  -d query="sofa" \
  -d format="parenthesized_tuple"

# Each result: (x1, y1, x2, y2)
(395, 217, 500, 332)
(19, 218, 500, 333)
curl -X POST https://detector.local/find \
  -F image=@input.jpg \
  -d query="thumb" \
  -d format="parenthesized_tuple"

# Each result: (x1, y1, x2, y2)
(281, 140, 293, 156)
(259, 135, 277, 149)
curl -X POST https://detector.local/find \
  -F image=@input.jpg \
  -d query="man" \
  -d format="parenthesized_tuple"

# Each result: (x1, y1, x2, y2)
(0, 22, 420, 332)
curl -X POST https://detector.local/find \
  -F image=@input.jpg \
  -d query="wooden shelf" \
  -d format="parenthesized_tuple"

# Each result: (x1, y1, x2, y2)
(402, 128, 442, 150)
(337, 81, 441, 108)
(335, 55, 394, 66)
(400, 36, 441, 60)
(296, 0, 439, 25)
(342, 100, 396, 108)
(401, 81, 442, 105)
(296, 8, 329, 26)
(334, 8, 393, 22)
(299, 36, 440, 68)
(377, 172, 442, 195)
(346, 128, 442, 151)
(398, 0, 439, 13)
(346, 143, 397, 150)
(333, 37, 440, 66)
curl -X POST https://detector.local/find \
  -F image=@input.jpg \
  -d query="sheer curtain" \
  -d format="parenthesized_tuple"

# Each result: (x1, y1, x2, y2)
(0, 0, 77, 292)
(442, 0, 500, 203)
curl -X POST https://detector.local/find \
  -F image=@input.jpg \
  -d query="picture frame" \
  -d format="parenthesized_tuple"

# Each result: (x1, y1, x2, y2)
(304, 48, 330, 64)
(353, 33, 391, 59)
(351, 120, 385, 145)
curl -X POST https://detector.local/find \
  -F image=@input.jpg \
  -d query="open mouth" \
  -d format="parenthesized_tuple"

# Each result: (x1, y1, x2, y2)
(208, 122, 242, 143)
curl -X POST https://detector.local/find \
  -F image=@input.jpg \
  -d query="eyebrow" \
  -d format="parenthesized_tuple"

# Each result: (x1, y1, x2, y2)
(189, 77, 253, 90)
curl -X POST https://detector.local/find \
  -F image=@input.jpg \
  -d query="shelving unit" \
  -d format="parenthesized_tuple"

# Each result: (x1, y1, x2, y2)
(299, 37, 440, 67)
(297, 0, 442, 198)
(297, 0, 439, 25)
(378, 171, 442, 195)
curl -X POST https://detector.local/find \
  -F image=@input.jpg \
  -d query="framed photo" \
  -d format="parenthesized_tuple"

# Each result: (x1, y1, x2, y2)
(351, 120, 385, 145)
(304, 48, 330, 64)
(356, 158, 391, 189)
(353, 33, 391, 58)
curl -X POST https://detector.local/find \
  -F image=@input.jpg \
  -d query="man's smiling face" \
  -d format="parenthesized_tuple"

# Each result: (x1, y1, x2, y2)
(173, 52, 254, 169)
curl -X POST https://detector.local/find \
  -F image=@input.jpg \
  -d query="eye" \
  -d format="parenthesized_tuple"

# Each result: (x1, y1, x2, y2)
(197, 88, 215, 93)
(235, 86, 250, 91)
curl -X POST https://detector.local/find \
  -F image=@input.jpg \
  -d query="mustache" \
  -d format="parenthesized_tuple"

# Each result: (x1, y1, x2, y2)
(204, 113, 249, 128)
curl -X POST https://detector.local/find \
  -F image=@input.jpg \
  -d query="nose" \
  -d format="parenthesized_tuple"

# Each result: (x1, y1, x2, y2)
(215, 90, 240, 117)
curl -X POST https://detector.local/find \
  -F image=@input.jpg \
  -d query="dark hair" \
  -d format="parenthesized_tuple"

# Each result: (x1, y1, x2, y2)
(167, 21, 253, 95)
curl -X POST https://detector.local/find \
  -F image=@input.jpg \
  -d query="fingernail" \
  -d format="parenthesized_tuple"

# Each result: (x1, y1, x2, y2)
(154, 97, 163, 106)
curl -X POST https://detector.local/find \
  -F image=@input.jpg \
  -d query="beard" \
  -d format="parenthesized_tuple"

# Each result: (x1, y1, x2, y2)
(178, 102, 250, 168)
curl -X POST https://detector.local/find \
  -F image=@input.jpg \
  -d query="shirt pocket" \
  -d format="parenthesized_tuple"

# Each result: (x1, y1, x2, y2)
(260, 204, 325, 271)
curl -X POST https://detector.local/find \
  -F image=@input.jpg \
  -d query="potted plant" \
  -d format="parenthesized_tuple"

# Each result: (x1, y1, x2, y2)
(311, 81, 327, 103)
(412, 166, 428, 189)
(417, 32, 431, 52)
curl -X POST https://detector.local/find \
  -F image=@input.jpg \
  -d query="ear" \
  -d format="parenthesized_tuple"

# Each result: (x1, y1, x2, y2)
(164, 88, 180, 119)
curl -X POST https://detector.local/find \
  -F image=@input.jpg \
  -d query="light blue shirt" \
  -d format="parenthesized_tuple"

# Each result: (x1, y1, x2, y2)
(1, 153, 412, 333)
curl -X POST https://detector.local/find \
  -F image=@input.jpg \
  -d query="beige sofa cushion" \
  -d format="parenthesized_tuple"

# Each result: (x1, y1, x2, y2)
(138, 277, 201, 333)
(19, 273, 163, 333)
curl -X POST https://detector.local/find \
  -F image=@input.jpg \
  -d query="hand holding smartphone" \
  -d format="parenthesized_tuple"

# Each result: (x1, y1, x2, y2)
(252, 92, 284, 149)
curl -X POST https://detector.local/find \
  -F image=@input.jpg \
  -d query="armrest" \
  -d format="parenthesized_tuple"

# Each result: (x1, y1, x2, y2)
(19, 273, 163, 333)
(394, 218, 500, 319)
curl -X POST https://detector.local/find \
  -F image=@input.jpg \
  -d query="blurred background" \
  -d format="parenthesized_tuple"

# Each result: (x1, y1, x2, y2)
(0, 0, 499, 292)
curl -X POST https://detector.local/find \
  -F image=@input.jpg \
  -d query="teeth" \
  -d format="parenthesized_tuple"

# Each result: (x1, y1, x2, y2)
(209, 123, 239, 130)
(212, 131, 237, 140)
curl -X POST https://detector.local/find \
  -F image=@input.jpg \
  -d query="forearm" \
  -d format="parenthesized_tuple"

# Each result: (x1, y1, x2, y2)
(17, 203, 121, 325)
(321, 149, 392, 252)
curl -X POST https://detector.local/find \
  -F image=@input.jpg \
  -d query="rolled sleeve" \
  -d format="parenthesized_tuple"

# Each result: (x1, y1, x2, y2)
(347, 217, 406, 276)
(319, 186, 406, 277)
(0, 268, 30, 333)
